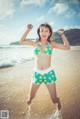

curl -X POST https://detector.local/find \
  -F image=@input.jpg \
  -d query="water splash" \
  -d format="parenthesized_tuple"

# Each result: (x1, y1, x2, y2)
(26, 105, 32, 119)
(24, 105, 63, 119)
(48, 109, 63, 119)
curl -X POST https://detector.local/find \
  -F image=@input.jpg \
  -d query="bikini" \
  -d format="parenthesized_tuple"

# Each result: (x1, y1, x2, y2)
(31, 41, 57, 85)
(34, 41, 52, 55)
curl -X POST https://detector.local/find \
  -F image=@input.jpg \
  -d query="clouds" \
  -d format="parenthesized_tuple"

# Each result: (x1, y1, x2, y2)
(63, 25, 80, 30)
(0, 0, 15, 21)
(0, 0, 80, 21)
(36, 16, 55, 28)
(36, 15, 45, 22)
(0, 0, 47, 21)
(65, 9, 76, 18)
(49, 21, 55, 26)
(20, 0, 46, 7)
(48, 0, 80, 19)
(48, 4, 68, 14)
(0, 0, 80, 45)
(0, 26, 15, 45)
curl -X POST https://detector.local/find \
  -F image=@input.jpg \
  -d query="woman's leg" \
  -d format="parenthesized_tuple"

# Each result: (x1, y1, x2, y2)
(46, 83, 61, 110)
(27, 81, 40, 105)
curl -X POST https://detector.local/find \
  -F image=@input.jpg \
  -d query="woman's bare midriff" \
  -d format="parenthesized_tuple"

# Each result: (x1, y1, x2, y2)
(34, 53, 51, 70)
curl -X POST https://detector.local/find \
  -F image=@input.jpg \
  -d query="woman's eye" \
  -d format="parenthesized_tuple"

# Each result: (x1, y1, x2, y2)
(40, 30, 48, 32)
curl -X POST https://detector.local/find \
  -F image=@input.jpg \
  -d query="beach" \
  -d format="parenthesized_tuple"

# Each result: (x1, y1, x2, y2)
(0, 46, 80, 119)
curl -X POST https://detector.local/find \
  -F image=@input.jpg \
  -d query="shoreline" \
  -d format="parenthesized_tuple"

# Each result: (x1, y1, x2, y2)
(0, 46, 80, 70)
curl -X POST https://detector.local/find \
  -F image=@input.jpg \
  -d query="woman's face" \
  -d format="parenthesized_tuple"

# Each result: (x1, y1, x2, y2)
(39, 26, 51, 41)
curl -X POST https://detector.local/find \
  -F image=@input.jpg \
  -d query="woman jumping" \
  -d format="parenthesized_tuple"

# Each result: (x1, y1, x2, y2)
(19, 23, 70, 111)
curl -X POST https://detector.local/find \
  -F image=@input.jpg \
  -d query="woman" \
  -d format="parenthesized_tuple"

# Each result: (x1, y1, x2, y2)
(19, 23, 70, 111)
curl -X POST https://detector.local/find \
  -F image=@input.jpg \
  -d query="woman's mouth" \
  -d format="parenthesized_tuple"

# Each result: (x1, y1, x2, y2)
(42, 36, 46, 38)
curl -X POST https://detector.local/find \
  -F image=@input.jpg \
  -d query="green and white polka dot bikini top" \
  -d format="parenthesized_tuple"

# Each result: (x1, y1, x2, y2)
(34, 41, 53, 56)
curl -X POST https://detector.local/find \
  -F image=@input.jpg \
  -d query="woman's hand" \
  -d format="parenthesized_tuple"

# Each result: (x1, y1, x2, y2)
(27, 24, 33, 31)
(58, 29, 64, 35)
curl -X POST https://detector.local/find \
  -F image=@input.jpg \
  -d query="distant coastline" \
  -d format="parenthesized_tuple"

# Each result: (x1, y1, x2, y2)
(9, 28, 80, 46)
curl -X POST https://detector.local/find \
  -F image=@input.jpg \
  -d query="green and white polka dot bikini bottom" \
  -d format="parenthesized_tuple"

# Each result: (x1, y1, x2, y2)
(31, 66, 57, 85)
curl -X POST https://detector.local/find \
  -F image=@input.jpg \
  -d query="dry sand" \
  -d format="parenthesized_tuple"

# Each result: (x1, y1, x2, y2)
(0, 46, 80, 119)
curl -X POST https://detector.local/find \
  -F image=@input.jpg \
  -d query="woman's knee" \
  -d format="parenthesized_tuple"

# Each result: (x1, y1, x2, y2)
(27, 94, 35, 105)
(51, 97, 60, 103)
(28, 93, 35, 101)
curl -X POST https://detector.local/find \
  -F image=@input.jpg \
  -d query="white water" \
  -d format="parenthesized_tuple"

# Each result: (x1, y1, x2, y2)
(0, 45, 35, 68)
(24, 105, 63, 119)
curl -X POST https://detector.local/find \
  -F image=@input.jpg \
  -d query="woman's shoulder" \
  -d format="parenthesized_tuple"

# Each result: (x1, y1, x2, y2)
(49, 41, 56, 49)
(34, 39, 40, 43)
(50, 41, 56, 45)
(33, 39, 40, 47)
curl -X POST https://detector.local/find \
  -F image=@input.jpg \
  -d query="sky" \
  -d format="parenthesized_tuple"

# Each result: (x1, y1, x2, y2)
(0, 0, 80, 45)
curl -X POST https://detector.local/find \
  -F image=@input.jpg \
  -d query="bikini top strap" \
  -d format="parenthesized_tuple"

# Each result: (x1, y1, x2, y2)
(48, 41, 51, 46)
(47, 42, 49, 45)
(48, 41, 52, 49)
(34, 41, 39, 47)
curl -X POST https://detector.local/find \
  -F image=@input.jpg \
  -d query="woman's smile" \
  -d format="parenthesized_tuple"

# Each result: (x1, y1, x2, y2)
(42, 35, 47, 38)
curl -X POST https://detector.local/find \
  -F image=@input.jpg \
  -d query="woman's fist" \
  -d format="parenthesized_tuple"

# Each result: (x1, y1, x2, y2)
(27, 24, 33, 31)
(58, 29, 64, 35)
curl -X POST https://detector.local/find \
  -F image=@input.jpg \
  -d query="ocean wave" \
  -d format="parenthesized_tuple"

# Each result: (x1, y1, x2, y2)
(0, 57, 34, 69)
(0, 45, 34, 68)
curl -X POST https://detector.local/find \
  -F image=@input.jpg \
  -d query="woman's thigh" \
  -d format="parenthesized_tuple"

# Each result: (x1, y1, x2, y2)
(45, 83, 57, 99)
(28, 81, 40, 97)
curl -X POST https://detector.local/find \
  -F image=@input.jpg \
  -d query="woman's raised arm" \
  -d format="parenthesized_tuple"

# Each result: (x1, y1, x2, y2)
(51, 29, 70, 50)
(19, 24, 36, 46)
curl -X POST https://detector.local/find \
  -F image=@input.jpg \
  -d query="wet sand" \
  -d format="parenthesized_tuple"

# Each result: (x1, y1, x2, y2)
(0, 46, 80, 119)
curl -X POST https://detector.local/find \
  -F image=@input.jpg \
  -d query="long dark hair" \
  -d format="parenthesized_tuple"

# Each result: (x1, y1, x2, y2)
(37, 23, 53, 42)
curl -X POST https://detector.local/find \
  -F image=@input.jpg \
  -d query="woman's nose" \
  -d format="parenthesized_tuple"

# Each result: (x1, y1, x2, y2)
(42, 32, 46, 34)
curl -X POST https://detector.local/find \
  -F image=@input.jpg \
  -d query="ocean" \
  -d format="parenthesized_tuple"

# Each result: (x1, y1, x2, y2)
(0, 45, 35, 68)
